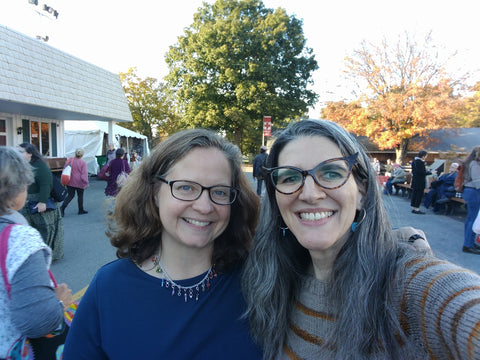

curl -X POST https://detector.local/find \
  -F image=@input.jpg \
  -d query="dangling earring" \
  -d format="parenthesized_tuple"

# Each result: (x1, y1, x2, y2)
(351, 208, 366, 232)
(280, 226, 289, 237)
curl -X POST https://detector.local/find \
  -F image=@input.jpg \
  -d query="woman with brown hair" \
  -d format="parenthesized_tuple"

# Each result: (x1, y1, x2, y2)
(63, 129, 262, 359)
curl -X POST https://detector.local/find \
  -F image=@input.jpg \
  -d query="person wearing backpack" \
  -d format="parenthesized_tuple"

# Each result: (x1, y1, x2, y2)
(461, 146, 480, 254)
(253, 146, 268, 196)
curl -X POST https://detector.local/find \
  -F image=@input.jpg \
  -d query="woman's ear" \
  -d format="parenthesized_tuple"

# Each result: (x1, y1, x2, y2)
(356, 180, 368, 210)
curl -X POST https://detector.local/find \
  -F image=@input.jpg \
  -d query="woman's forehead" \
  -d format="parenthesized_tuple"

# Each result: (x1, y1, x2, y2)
(278, 136, 342, 167)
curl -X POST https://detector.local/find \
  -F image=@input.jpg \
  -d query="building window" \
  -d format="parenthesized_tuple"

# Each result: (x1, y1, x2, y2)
(0, 119, 6, 146)
(29, 121, 51, 156)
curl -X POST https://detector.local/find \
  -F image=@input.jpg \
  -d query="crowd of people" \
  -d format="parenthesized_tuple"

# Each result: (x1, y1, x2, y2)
(1, 123, 480, 359)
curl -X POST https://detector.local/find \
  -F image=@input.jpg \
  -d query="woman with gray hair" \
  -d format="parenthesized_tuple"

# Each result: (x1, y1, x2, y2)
(60, 148, 89, 217)
(0, 147, 73, 359)
(242, 119, 480, 359)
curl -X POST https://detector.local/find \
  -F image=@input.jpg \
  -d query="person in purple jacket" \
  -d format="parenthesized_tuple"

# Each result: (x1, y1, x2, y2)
(60, 148, 89, 217)
(104, 148, 130, 197)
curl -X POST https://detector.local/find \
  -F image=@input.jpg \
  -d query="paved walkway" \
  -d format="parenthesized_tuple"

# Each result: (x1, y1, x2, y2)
(51, 173, 478, 296)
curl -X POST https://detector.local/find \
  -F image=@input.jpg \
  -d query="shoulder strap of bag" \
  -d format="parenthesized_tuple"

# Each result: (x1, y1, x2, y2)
(0, 224, 57, 297)
(0, 224, 15, 296)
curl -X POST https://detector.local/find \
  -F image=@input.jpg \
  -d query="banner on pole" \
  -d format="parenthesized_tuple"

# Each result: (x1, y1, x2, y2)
(263, 116, 272, 137)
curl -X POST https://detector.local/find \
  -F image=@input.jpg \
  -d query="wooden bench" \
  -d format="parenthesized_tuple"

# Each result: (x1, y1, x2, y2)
(394, 185, 467, 215)
(45, 157, 67, 176)
(445, 196, 467, 215)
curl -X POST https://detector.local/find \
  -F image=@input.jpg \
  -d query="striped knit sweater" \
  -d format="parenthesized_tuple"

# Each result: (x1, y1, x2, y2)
(282, 258, 480, 359)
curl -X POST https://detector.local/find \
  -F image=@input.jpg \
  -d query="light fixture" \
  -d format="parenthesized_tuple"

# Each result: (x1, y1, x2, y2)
(17, 127, 23, 135)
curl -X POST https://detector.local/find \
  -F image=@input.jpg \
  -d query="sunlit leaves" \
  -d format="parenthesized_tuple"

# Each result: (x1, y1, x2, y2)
(322, 33, 460, 164)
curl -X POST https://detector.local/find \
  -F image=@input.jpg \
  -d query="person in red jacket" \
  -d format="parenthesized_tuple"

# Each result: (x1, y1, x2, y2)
(60, 148, 89, 216)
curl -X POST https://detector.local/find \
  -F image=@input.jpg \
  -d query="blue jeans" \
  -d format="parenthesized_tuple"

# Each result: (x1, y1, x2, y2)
(256, 177, 264, 196)
(463, 187, 480, 248)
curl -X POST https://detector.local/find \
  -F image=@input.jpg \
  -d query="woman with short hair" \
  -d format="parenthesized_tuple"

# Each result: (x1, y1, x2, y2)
(60, 148, 89, 217)
(0, 146, 73, 359)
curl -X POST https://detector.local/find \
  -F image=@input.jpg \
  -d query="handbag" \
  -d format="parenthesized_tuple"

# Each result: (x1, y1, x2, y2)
(98, 163, 111, 181)
(51, 173, 68, 202)
(473, 208, 480, 235)
(454, 164, 464, 192)
(60, 158, 73, 186)
(116, 161, 129, 188)
(1, 224, 78, 360)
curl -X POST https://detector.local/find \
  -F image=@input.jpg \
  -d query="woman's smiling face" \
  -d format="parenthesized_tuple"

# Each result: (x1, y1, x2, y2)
(275, 136, 364, 256)
(156, 147, 232, 253)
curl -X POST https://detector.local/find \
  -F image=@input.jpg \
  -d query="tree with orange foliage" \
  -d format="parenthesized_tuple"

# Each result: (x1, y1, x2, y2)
(322, 33, 462, 164)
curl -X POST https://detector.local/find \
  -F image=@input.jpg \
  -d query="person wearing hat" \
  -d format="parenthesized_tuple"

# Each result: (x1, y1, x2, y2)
(253, 146, 268, 196)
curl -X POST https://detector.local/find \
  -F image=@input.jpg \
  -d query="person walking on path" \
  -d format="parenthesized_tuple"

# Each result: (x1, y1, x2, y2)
(410, 150, 429, 214)
(253, 145, 268, 196)
(18, 143, 64, 260)
(104, 148, 131, 197)
(460, 146, 480, 254)
(61, 148, 89, 217)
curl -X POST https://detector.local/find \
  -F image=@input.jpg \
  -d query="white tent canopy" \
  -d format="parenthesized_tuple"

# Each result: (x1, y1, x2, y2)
(65, 121, 149, 174)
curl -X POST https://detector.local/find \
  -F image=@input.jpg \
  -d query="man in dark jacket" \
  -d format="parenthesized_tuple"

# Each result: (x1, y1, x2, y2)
(411, 150, 429, 214)
(253, 146, 268, 196)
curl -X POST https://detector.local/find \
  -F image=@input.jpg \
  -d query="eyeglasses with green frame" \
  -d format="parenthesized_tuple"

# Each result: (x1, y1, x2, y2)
(264, 153, 359, 195)
(156, 177, 238, 205)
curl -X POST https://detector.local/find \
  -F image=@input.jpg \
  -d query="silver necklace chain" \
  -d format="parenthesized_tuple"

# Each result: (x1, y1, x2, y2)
(152, 254, 217, 302)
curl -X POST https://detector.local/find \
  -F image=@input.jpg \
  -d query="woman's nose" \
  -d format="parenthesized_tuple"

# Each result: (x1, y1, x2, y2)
(298, 175, 327, 202)
(192, 190, 215, 213)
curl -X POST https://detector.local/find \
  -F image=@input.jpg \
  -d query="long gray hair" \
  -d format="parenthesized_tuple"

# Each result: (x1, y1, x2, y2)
(242, 119, 411, 359)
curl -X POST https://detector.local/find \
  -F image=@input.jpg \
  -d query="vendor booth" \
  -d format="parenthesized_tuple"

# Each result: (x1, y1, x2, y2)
(64, 121, 149, 175)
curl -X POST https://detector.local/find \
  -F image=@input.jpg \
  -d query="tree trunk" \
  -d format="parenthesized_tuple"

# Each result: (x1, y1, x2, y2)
(395, 138, 410, 165)
(233, 128, 243, 150)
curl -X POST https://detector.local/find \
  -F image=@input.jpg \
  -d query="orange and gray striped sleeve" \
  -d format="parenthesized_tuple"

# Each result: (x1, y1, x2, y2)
(401, 258, 480, 359)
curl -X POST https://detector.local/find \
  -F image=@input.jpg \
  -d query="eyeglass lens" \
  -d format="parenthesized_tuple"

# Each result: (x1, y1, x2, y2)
(271, 159, 352, 194)
(170, 181, 235, 204)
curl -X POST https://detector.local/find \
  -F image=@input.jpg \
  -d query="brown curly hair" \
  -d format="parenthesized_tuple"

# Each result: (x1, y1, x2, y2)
(107, 128, 259, 272)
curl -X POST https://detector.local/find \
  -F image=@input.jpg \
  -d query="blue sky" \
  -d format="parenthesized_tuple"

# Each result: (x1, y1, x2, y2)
(2, 0, 479, 116)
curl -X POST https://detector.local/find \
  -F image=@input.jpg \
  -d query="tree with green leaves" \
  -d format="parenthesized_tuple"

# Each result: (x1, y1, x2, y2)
(165, 0, 318, 153)
(120, 68, 179, 144)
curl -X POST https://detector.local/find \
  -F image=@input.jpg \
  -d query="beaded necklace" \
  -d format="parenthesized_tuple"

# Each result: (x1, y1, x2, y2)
(152, 254, 217, 302)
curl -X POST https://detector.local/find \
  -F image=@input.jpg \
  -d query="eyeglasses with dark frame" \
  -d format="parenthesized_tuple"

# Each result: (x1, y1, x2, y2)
(156, 177, 238, 205)
(263, 153, 359, 195)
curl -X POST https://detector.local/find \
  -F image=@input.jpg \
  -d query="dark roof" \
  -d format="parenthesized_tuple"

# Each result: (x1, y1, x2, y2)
(414, 128, 480, 152)
(356, 128, 479, 153)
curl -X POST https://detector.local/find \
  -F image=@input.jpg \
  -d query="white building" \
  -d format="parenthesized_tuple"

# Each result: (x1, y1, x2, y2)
(0, 25, 132, 158)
